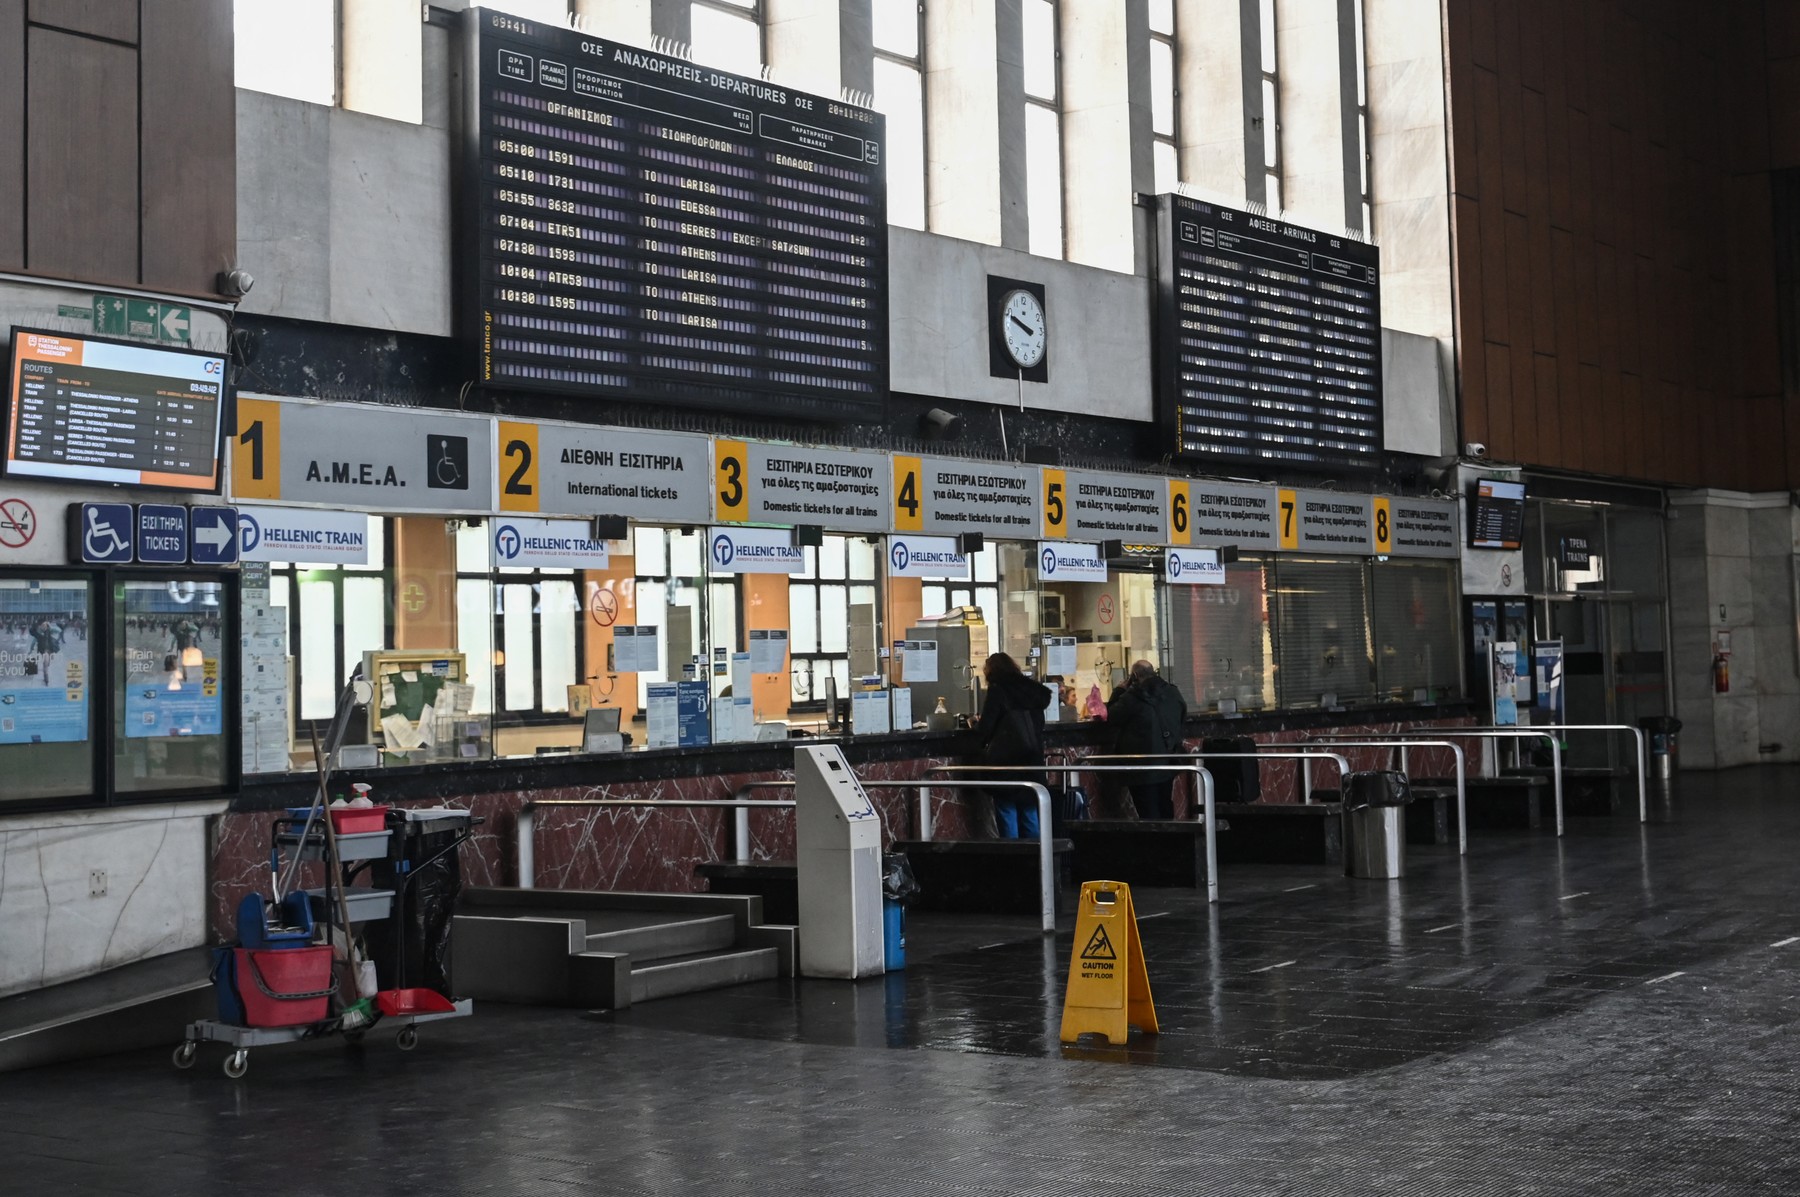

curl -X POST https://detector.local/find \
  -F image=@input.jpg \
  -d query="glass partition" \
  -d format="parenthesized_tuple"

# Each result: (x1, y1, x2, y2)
(0, 574, 95, 803)
(114, 576, 234, 794)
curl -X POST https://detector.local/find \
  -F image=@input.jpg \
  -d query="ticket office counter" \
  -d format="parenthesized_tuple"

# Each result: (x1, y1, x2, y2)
(247, 514, 1465, 779)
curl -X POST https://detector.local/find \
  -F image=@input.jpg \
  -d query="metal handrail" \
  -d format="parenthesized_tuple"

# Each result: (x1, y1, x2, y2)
(1295, 739, 1469, 854)
(1087, 750, 1352, 805)
(1451, 723, 1651, 823)
(518, 797, 795, 888)
(1312, 728, 1565, 836)
(864, 780, 1057, 932)
(931, 763, 1218, 904)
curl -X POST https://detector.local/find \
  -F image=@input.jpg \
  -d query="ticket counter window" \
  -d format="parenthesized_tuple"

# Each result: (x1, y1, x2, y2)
(1269, 557, 1375, 708)
(1165, 558, 1275, 713)
(786, 535, 879, 713)
(1370, 559, 1460, 701)
(0, 575, 96, 804)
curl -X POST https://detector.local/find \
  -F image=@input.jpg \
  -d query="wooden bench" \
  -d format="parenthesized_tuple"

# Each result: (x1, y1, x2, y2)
(1416, 775, 1546, 830)
(1310, 788, 1452, 847)
(694, 860, 798, 925)
(892, 839, 1073, 916)
(1505, 766, 1631, 816)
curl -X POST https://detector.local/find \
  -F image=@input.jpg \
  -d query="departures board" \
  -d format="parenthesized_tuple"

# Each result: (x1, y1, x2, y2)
(461, 8, 887, 419)
(1155, 195, 1382, 469)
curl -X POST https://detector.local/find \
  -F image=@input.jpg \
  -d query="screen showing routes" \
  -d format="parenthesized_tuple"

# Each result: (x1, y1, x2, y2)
(1156, 195, 1382, 468)
(463, 9, 888, 419)
(4, 329, 227, 492)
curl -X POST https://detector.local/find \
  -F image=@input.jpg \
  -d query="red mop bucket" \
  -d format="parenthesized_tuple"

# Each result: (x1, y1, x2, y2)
(235, 946, 335, 1027)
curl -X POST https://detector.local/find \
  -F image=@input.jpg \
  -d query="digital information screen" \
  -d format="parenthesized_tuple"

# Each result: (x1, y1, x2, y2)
(5, 329, 227, 492)
(1156, 195, 1382, 468)
(1469, 479, 1526, 550)
(463, 9, 888, 419)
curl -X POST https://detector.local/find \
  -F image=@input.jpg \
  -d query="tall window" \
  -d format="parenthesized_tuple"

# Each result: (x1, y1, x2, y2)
(691, 0, 763, 76)
(873, 0, 927, 230)
(234, 0, 335, 106)
(1149, 0, 1179, 194)
(1023, 0, 1064, 258)
(269, 522, 389, 722)
(1258, 0, 1282, 212)
(1351, 0, 1372, 233)
(789, 536, 879, 707)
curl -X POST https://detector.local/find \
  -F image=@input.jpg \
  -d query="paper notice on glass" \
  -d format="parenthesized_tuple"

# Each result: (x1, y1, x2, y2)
(634, 627, 661, 674)
(646, 682, 679, 747)
(448, 682, 474, 713)
(851, 689, 890, 735)
(903, 639, 938, 683)
(748, 629, 788, 675)
(381, 682, 397, 707)
(889, 686, 912, 730)
(1043, 636, 1077, 678)
(614, 627, 638, 672)
(417, 704, 437, 746)
(731, 651, 751, 695)
(380, 712, 422, 750)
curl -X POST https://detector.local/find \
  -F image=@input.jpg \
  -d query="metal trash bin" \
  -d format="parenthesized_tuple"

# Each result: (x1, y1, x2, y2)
(1638, 715, 1682, 782)
(1343, 770, 1408, 880)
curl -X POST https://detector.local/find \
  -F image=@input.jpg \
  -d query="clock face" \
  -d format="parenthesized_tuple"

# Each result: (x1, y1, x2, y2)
(999, 289, 1047, 369)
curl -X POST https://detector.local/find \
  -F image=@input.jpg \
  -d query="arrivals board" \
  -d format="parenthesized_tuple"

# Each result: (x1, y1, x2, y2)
(462, 8, 887, 419)
(1155, 195, 1382, 468)
(5, 329, 227, 492)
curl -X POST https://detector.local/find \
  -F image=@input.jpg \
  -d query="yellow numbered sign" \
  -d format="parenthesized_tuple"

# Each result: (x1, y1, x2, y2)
(714, 439, 748, 522)
(892, 454, 923, 532)
(1277, 488, 1299, 550)
(1042, 468, 1068, 538)
(1372, 496, 1392, 554)
(231, 397, 282, 501)
(498, 421, 540, 512)
(1168, 479, 1192, 546)
(1060, 880, 1158, 1044)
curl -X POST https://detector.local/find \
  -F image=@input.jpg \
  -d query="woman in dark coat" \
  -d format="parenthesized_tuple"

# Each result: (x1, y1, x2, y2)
(1106, 660, 1188, 819)
(971, 652, 1052, 838)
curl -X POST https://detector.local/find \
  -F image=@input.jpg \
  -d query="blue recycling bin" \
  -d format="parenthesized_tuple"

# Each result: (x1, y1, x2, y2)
(883, 897, 905, 970)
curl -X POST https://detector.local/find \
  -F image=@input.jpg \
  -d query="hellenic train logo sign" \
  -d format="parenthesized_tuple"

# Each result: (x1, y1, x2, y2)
(495, 524, 523, 561)
(712, 533, 735, 568)
(891, 541, 910, 572)
(1041, 546, 1058, 576)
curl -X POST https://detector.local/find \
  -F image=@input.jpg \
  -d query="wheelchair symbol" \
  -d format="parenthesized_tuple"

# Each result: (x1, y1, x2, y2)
(85, 508, 129, 560)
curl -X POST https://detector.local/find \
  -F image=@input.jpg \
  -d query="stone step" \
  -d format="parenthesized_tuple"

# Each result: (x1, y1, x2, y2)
(586, 914, 737, 962)
(628, 947, 781, 1005)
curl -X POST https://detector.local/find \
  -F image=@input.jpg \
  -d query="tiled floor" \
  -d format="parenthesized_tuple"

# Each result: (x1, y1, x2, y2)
(6, 766, 1800, 1195)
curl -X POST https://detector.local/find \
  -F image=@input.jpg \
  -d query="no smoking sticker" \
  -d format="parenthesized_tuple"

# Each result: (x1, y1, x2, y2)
(0, 498, 37, 548)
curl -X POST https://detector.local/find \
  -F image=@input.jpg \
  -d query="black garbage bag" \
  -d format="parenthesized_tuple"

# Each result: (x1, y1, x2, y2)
(1343, 769, 1411, 809)
(365, 827, 464, 996)
(882, 852, 920, 905)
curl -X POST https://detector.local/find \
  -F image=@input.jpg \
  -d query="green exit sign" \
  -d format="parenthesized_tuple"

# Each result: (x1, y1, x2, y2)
(91, 294, 191, 343)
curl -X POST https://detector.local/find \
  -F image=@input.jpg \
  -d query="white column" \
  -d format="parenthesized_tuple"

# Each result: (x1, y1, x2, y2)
(342, 0, 423, 124)
(1176, 0, 1250, 202)
(924, 0, 1027, 248)
(1058, 0, 1153, 274)
(765, 0, 873, 97)
(1274, 0, 1349, 228)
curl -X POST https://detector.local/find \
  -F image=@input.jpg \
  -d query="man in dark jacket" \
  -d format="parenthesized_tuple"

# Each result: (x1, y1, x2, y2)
(1107, 660, 1188, 819)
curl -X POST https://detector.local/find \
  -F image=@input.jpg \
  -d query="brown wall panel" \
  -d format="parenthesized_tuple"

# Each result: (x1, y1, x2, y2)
(28, 0, 137, 42)
(0, 0, 23, 271)
(1484, 346, 1514, 460)
(25, 27, 137, 287)
(1510, 338, 1538, 463)
(1452, 195, 1489, 440)
(139, 0, 235, 297)
(1467, 0, 1498, 72)
(1533, 353, 1561, 455)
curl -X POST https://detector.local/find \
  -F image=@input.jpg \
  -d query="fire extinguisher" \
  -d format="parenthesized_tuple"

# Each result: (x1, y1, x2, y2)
(1713, 653, 1731, 694)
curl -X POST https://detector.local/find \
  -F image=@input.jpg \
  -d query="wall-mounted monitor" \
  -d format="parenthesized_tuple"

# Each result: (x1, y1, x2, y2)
(5, 328, 228, 493)
(1468, 479, 1527, 550)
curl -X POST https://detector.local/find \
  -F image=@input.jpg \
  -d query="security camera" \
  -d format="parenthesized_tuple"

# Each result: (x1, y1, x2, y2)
(216, 269, 255, 299)
(1463, 442, 1488, 459)
(920, 407, 962, 439)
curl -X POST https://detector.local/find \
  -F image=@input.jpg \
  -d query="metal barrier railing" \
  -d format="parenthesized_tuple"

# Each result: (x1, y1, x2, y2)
(1450, 723, 1651, 823)
(1313, 729, 1565, 835)
(1290, 739, 1470, 854)
(519, 780, 1058, 933)
(931, 763, 1218, 904)
(1086, 750, 1351, 805)
(517, 797, 796, 889)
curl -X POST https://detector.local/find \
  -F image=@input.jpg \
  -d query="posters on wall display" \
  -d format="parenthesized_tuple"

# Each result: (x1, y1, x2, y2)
(123, 582, 226, 738)
(0, 582, 89, 744)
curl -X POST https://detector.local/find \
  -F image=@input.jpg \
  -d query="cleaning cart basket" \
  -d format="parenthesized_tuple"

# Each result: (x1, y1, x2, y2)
(175, 668, 474, 1079)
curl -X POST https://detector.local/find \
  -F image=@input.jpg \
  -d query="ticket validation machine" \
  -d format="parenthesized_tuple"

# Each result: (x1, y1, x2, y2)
(794, 745, 885, 979)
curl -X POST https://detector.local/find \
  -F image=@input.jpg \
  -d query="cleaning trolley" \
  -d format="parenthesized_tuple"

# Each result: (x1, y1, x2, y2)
(174, 670, 477, 1079)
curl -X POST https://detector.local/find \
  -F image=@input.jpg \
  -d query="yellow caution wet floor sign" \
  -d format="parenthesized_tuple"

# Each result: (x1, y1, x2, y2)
(1060, 880, 1158, 1044)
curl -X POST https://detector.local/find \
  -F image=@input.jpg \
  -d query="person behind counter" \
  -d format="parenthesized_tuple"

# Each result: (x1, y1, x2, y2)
(1107, 659, 1189, 820)
(969, 652, 1051, 838)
